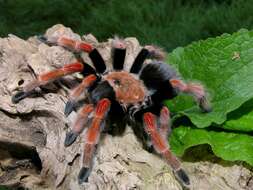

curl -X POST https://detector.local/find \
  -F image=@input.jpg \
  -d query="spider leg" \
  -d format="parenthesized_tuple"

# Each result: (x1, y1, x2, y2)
(12, 61, 85, 104)
(144, 45, 166, 61)
(130, 45, 166, 74)
(112, 38, 126, 70)
(143, 112, 190, 186)
(64, 74, 97, 116)
(64, 104, 94, 147)
(170, 79, 212, 113)
(78, 98, 111, 184)
(38, 35, 93, 53)
(159, 106, 172, 140)
(38, 36, 106, 73)
(130, 48, 150, 74)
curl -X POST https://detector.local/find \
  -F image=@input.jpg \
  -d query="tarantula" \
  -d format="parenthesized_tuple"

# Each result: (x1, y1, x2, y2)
(12, 35, 211, 186)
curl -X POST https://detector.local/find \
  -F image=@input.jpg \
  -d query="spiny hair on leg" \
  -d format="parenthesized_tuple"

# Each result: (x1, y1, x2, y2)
(112, 36, 126, 49)
(144, 45, 166, 61)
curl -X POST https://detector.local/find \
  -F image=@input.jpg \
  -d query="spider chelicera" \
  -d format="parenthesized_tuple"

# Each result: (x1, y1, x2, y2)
(12, 35, 211, 186)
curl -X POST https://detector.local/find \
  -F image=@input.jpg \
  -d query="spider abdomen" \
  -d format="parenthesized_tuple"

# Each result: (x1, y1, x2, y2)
(140, 61, 177, 90)
(140, 62, 178, 102)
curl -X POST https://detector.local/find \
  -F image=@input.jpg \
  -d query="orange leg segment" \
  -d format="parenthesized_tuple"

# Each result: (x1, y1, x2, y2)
(38, 35, 93, 53)
(38, 61, 84, 84)
(57, 37, 93, 53)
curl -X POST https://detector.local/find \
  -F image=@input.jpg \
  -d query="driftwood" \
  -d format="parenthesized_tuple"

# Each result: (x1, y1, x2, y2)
(0, 24, 252, 190)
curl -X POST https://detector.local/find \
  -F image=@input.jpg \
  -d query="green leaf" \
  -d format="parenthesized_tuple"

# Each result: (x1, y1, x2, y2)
(223, 99, 253, 132)
(167, 29, 253, 128)
(170, 126, 253, 166)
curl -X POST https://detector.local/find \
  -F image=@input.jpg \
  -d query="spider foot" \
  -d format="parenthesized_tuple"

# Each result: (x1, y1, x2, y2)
(175, 168, 190, 186)
(37, 35, 56, 46)
(199, 96, 212, 113)
(78, 167, 91, 184)
(64, 131, 78, 147)
(37, 35, 47, 43)
(64, 100, 76, 116)
(12, 91, 31, 104)
(146, 144, 154, 153)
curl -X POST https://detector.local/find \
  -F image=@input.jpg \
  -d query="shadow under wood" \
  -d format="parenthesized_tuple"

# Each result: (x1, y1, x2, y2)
(0, 142, 44, 189)
(0, 141, 42, 172)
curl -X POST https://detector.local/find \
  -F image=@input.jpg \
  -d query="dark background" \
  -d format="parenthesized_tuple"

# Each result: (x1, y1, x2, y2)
(0, 0, 252, 51)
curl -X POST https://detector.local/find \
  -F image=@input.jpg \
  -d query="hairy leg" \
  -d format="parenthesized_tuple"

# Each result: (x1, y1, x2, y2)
(64, 104, 94, 147)
(144, 45, 166, 61)
(38, 35, 93, 53)
(78, 98, 111, 184)
(143, 112, 190, 186)
(12, 61, 84, 103)
(64, 74, 97, 116)
(130, 45, 166, 74)
(170, 78, 212, 112)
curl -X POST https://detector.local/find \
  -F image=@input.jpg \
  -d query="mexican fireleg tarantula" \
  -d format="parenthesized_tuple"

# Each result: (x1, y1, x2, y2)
(12, 35, 211, 186)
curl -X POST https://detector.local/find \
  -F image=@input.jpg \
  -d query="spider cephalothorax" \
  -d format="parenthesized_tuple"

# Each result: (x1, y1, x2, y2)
(12, 35, 211, 187)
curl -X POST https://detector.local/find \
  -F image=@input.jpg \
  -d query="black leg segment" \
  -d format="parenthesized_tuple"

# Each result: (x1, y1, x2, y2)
(175, 168, 190, 186)
(89, 49, 106, 74)
(64, 131, 78, 147)
(112, 48, 126, 70)
(130, 48, 149, 74)
(12, 91, 33, 104)
(78, 167, 92, 184)
(80, 62, 97, 77)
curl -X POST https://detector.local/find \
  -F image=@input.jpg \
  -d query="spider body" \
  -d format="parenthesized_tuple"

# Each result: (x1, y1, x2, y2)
(12, 35, 212, 187)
